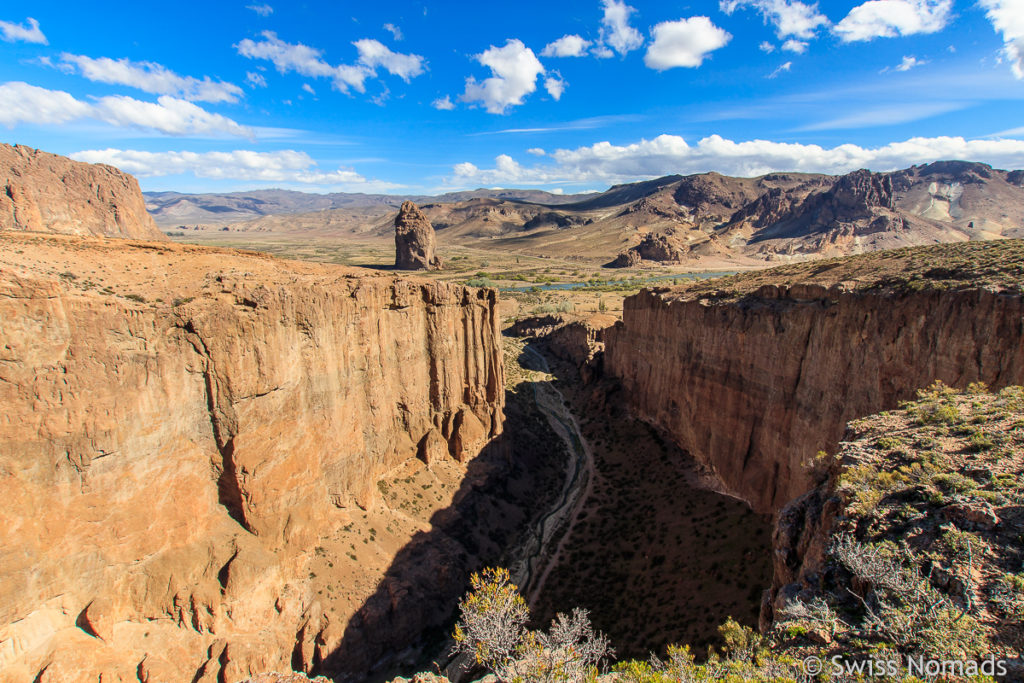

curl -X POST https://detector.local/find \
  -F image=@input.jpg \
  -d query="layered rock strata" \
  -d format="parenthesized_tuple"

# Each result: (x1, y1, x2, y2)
(605, 246, 1024, 513)
(0, 233, 503, 682)
(0, 143, 165, 240)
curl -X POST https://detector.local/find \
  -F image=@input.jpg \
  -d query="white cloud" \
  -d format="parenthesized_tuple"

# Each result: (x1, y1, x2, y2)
(644, 17, 731, 70)
(70, 148, 402, 191)
(247, 4, 273, 16)
(383, 23, 403, 41)
(461, 39, 546, 114)
(0, 81, 251, 137)
(59, 54, 243, 103)
(302, 83, 316, 95)
(720, 0, 828, 39)
(759, 41, 776, 52)
(600, 0, 644, 55)
(353, 39, 425, 81)
(979, 0, 1024, 79)
(246, 71, 267, 88)
(541, 34, 593, 57)
(0, 17, 47, 44)
(449, 134, 1024, 186)
(0, 82, 91, 125)
(545, 74, 567, 100)
(768, 61, 793, 78)
(895, 55, 926, 71)
(236, 32, 424, 94)
(92, 95, 252, 137)
(834, 0, 952, 42)
(781, 38, 808, 52)
(432, 95, 455, 110)
(236, 31, 340, 79)
(527, 147, 547, 155)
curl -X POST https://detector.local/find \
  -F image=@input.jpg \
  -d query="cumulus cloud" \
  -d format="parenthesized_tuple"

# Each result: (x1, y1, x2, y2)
(759, 41, 776, 52)
(644, 17, 731, 70)
(894, 55, 926, 71)
(544, 74, 567, 100)
(834, 0, 951, 42)
(246, 71, 267, 88)
(768, 61, 793, 78)
(236, 31, 340, 78)
(432, 95, 455, 110)
(59, 54, 243, 103)
(70, 148, 402, 191)
(600, 0, 644, 55)
(0, 17, 47, 44)
(302, 83, 316, 95)
(782, 39, 808, 53)
(527, 147, 547, 155)
(0, 81, 252, 137)
(235, 32, 423, 94)
(353, 39, 425, 81)
(461, 39, 547, 114)
(979, 0, 1024, 79)
(247, 4, 273, 16)
(541, 34, 593, 57)
(719, 0, 828, 39)
(449, 133, 1024, 186)
(0, 82, 91, 125)
(383, 23, 403, 41)
(93, 95, 252, 137)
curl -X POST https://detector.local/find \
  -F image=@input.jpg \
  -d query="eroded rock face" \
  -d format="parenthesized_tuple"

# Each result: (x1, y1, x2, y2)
(0, 143, 164, 240)
(0, 234, 503, 682)
(395, 200, 442, 270)
(608, 232, 687, 267)
(605, 284, 1024, 513)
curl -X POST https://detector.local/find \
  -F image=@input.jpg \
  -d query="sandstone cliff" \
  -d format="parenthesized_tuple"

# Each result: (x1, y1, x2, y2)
(0, 233, 503, 682)
(0, 143, 164, 240)
(605, 241, 1024, 513)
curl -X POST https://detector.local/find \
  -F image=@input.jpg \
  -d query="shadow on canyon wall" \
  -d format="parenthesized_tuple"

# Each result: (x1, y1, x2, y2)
(316, 354, 569, 682)
(317, 343, 775, 681)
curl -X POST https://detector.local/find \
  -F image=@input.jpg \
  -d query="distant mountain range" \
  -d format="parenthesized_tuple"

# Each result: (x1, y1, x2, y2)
(153, 161, 1024, 267)
(143, 187, 595, 227)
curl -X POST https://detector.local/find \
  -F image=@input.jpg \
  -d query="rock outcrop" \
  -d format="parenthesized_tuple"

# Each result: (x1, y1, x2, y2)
(605, 241, 1024, 513)
(0, 233, 503, 682)
(0, 143, 164, 240)
(608, 232, 687, 267)
(395, 200, 442, 270)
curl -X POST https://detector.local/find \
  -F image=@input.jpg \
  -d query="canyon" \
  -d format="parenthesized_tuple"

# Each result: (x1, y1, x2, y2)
(605, 241, 1024, 513)
(4, 146, 1024, 682)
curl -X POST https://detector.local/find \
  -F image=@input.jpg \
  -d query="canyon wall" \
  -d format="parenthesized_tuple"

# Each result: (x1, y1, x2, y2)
(0, 234, 503, 682)
(605, 280, 1024, 513)
(0, 144, 165, 240)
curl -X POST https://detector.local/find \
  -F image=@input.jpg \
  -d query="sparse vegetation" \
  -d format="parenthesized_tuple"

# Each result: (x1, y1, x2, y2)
(453, 567, 612, 683)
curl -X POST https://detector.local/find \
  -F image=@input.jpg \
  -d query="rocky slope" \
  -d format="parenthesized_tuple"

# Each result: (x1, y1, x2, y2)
(767, 384, 1023, 667)
(605, 241, 1024, 513)
(0, 143, 164, 240)
(0, 233, 504, 682)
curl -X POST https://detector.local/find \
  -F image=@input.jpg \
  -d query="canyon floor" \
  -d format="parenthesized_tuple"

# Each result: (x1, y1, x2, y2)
(523, 348, 773, 661)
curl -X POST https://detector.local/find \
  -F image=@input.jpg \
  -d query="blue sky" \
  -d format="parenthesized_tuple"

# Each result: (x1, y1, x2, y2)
(1, 0, 1023, 194)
